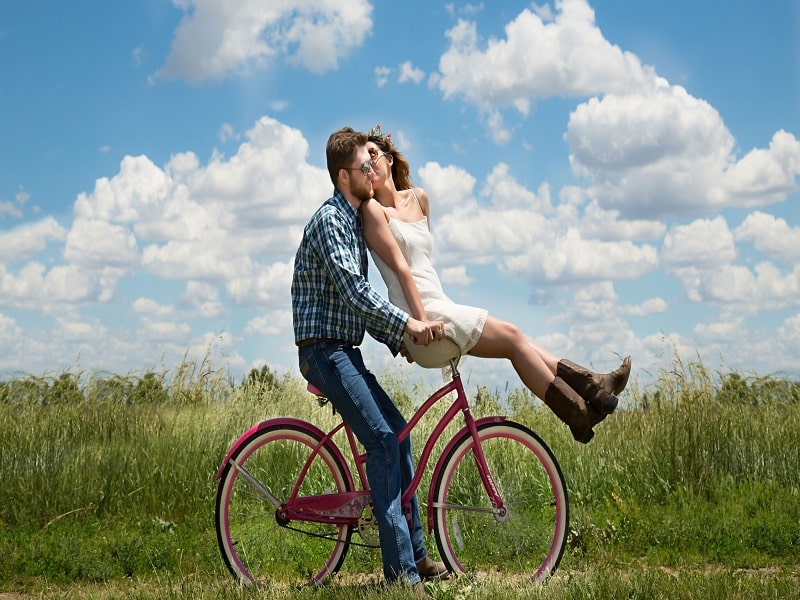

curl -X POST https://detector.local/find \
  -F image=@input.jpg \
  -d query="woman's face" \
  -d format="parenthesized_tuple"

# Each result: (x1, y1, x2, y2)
(366, 141, 391, 190)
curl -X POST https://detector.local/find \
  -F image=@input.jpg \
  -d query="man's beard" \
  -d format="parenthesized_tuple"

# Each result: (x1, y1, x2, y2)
(351, 179, 374, 205)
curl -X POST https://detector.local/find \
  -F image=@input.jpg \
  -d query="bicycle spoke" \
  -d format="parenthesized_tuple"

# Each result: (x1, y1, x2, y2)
(216, 423, 353, 585)
(432, 421, 568, 581)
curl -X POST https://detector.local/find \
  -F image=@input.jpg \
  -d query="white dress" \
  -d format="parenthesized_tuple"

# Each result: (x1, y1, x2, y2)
(371, 217, 488, 355)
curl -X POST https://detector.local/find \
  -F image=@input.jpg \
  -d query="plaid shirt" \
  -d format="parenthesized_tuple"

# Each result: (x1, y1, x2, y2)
(292, 189, 408, 354)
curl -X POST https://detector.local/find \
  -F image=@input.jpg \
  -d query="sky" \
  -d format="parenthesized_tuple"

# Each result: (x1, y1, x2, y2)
(1, 0, 798, 394)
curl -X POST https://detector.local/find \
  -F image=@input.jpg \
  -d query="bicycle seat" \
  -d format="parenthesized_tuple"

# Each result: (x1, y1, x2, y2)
(307, 382, 326, 397)
(402, 333, 461, 369)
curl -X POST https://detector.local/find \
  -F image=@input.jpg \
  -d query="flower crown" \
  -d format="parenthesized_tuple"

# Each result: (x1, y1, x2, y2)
(368, 123, 394, 148)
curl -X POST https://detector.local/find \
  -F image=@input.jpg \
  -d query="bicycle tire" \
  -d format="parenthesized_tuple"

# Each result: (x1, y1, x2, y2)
(431, 420, 568, 581)
(215, 422, 354, 585)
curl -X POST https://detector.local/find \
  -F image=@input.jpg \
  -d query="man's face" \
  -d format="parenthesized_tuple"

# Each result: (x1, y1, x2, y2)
(344, 146, 375, 204)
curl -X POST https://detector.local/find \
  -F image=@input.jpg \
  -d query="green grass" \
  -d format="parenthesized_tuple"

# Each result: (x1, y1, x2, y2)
(1, 355, 799, 598)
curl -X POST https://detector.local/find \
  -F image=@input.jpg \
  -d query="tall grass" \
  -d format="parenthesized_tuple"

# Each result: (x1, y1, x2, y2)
(1, 354, 799, 596)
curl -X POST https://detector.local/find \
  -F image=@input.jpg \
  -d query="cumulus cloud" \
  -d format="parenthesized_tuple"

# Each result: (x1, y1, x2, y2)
(398, 61, 425, 84)
(1, 117, 326, 322)
(435, 0, 655, 109)
(662, 217, 736, 270)
(733, 211, 800, 262)
(245, 309, 293, 336)
(0, 217, 67, 262)
(566, 92, 800, 218)
(158, 0, 373, 82)
(661, 216, 800, 313)
(430, 0, 800, 222)
(419, 158, 658, 287)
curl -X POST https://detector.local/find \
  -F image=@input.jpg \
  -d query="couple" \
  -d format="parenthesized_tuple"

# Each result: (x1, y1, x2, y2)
(291, 126, 631, 595)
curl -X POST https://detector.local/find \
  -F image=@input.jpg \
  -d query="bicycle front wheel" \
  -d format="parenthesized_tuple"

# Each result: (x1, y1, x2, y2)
(215, 422, 354, 585)
(431, 420, 568, 581)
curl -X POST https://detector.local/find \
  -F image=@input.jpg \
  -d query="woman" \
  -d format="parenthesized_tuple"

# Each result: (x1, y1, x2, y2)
(361, 125, 631, 444)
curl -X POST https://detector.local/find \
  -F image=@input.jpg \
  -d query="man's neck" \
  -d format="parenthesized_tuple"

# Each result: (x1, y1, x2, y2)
(337, 186, 368, 211)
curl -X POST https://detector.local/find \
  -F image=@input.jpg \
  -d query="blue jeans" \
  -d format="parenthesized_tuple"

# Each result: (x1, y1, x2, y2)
(298, 341, 427, 583)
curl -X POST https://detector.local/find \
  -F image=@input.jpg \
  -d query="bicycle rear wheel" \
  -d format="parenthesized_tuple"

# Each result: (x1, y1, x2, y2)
(431, 421, 568, 581)
(215, 422, 353, 585)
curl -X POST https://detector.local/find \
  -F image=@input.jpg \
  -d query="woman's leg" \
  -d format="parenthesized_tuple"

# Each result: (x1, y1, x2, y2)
(468, 316, 606, 443)
(468, 316, 555, 398)
(471, 317, 629, 411)
(526, 338, 560, 375)
(527, 337, 630, 398)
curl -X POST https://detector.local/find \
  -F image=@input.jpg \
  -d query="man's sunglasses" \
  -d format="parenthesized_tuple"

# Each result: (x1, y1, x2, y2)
(341, 161, 373, 176)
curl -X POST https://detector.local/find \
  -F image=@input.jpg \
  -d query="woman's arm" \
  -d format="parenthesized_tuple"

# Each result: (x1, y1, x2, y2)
(361, 198, 428, 321)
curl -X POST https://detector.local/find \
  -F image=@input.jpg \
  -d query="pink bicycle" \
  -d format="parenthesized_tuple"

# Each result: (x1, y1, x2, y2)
(215, 341, 569, 586)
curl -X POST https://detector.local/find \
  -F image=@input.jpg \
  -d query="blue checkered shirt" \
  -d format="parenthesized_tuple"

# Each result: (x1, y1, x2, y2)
(292, 190, 408, 354)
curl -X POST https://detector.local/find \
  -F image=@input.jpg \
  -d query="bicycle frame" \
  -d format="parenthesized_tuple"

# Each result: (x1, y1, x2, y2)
(216, 358, 509, 534)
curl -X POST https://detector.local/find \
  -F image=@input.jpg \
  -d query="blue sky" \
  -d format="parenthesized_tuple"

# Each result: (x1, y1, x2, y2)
(1, 0, 798, 392)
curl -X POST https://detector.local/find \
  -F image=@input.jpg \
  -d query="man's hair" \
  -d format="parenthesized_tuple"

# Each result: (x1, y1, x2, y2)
(326, 127, 368, 186)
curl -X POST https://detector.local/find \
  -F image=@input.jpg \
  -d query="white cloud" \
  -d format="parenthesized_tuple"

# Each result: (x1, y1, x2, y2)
(159, 0, 373, 82)
(0, 262, 106, 311)
(440, 265, 473, 286)
(398, 61, 425, 84)
(675, 262, 800, 311)
(435, 1, 656, 109)
(0, 312, 23, 349)
(419, 159, 658, 286)
(74, 155, 173, 224)
(375, 66, 391, 87)
(624, 297, 668, 317)
(0, 217, 67, 261)
(245, 309, 293, 336)
(777, 313, 800, 344)
(138, 318, 194, 343)
(431, 1, 800, 224)
(71, 117, 327, 290)
(579, 200, 667, 242)
(133, 297, 174, 317)
(56, 316, 109, 342)
(566, 94, 800, 219)
(64, 219, 139, 269)
(733, 210, 800, 262)
(662, 217, 735, 270)
(226, 260, 294, 307)
(718, 130, 800, 205)
(418, 162, 478, 214)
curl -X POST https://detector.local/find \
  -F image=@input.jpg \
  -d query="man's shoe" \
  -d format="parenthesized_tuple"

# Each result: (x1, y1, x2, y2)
(416, 556, 450, 580)
(414, 582, 433, 599)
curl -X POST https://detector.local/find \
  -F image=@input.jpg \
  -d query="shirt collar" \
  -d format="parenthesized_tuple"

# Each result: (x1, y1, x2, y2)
(332, 188, 359, 221)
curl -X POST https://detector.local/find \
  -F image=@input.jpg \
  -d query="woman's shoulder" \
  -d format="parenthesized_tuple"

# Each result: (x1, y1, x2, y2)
(361, 197, 391, 223)
(409, 187, 430, 217)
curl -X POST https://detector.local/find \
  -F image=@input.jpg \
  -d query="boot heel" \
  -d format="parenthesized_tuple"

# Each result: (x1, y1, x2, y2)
(594, 392, 618, 415)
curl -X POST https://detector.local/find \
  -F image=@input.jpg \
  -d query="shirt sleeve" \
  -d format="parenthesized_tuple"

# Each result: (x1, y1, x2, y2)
(312, 206, 407, 352)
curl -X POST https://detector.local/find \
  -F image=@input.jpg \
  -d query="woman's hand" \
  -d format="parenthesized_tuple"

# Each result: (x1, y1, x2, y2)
(405, 318, 446, 346)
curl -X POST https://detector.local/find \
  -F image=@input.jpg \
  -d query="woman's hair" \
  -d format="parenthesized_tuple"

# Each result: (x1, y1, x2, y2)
(368, 134, 414, 191)
(326, 127, 368, 186)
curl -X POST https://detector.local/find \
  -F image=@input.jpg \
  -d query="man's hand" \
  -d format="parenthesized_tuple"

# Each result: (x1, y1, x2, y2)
(405, 317, 446, 346)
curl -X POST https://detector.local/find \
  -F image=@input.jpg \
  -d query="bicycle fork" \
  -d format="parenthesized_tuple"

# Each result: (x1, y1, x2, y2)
(426, 415, 511, 527)
(465, 417, 509, 521)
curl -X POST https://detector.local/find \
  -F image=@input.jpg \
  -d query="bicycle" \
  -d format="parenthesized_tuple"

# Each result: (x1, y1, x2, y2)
(215, 338, 569, 586)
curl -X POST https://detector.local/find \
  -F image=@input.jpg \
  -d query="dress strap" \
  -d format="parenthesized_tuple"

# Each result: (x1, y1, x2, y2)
(409, 188, 424, 214)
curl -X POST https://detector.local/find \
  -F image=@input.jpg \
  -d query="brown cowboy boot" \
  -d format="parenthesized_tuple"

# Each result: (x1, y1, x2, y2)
(416, 556, 449, 581)
(543, 377, 606, 444)
(556, 356, 631, 415)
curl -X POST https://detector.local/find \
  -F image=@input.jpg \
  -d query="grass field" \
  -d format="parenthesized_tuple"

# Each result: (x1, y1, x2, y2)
(1, 355, 798, 598)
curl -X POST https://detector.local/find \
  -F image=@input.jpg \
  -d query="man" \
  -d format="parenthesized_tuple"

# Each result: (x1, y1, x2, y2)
(291, 127, 448, 596)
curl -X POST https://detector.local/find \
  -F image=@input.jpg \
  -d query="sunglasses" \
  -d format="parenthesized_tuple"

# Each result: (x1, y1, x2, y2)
(370, 151, 388, 165)
(341, 161, 373, 176)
